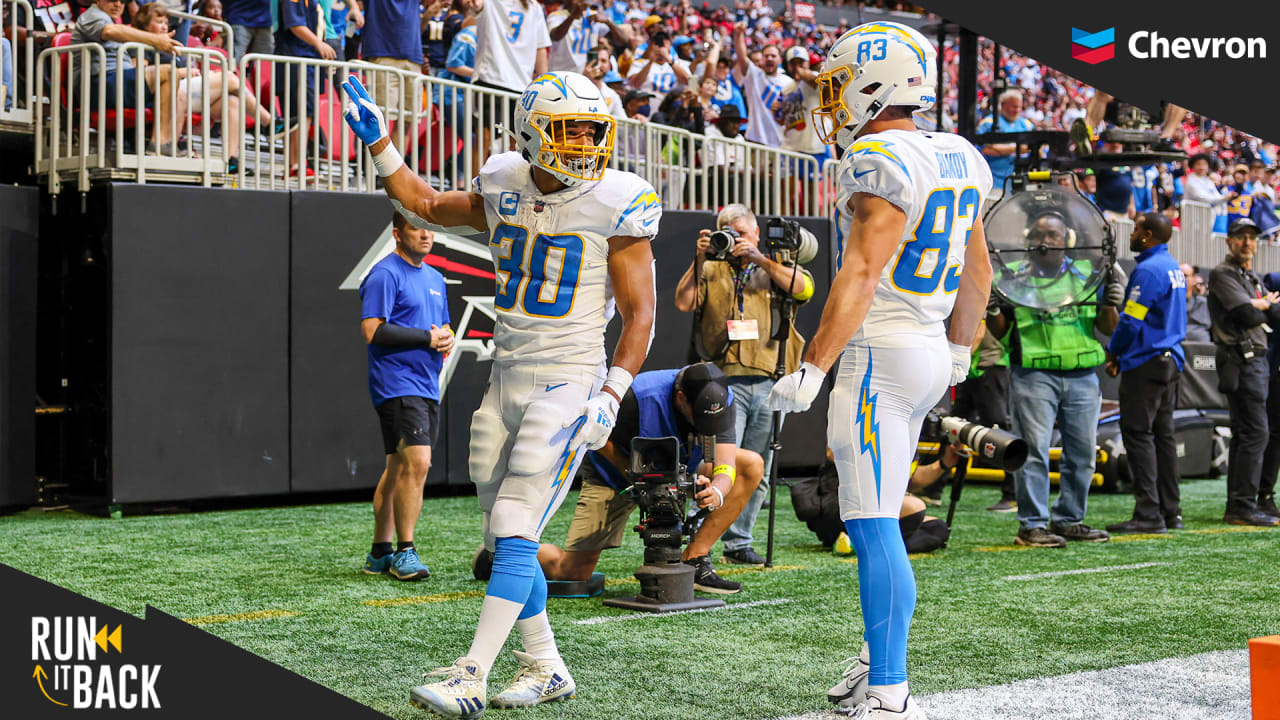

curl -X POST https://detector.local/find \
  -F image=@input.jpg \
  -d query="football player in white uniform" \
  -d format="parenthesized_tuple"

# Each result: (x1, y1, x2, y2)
(342, 70, 659, 719)
(767, 22, 993, 720)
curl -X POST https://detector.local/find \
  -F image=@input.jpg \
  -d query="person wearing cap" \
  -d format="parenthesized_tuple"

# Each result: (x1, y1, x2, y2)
(536, 363, 765, 594)
(1103, 212, 1187, 535)
(1225, 163, 1255, 231)
(675, 203, 814, 567)
(1207, 218, 1280, 526)
(779, 44, 826, 186)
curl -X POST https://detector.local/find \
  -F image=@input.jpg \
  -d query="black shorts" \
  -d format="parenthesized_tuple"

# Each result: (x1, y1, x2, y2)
(375, 396, 440, 455)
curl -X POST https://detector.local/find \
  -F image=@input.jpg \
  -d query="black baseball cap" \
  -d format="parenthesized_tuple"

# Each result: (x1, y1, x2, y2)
(675, 363, 733, 436)
(1229, 218, 1261, 237)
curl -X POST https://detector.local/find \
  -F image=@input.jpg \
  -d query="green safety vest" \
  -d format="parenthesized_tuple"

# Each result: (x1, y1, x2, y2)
(1005, 260, 1106, 371)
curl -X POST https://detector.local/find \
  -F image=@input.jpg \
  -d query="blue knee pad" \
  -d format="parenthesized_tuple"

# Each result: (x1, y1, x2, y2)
(845, 517, 916, 685)
(488, 537, 540, 605)
(519, 559, 548, 620)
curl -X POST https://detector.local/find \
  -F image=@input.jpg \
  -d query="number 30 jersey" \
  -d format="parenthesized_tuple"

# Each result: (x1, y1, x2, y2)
(473, 152, 662, 367)
(834, 128, 991, 345)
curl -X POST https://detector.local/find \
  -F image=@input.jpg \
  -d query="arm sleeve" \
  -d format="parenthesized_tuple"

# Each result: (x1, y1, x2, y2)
(838, 140, 916, 214)
(360, 267, 397, 321)
(370, 323, 431, 348)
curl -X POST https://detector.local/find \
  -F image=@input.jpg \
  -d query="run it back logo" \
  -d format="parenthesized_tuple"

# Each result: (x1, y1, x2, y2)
(1073, 26, 1268, 63)
(30, 616, 162, 709)
(1072, 27, 1115, 64)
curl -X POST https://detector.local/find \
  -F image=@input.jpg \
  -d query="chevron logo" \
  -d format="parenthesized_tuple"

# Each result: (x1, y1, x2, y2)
(1072, 27, 1115, 64)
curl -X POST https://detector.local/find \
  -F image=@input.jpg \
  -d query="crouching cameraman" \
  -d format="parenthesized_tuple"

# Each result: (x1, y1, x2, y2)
(537, 363, 765, 594)
(674, 204, 815, 566)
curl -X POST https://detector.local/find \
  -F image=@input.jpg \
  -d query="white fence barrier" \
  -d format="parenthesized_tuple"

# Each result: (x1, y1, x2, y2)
(1, 0, 35, 130)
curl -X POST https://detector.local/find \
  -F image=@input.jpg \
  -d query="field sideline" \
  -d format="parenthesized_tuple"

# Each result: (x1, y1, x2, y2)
(0, 479, 1272, 720)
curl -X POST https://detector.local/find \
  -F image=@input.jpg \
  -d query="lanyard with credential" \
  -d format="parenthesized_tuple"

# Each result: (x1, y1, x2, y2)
(732, 263, 757, 319)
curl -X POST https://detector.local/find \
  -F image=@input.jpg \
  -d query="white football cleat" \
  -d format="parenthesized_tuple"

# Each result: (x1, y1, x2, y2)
(828, 644, 870, 707)
(410, 657, 488, 718)
(488, 651, 576, 709)
(843, 692, 926, 720)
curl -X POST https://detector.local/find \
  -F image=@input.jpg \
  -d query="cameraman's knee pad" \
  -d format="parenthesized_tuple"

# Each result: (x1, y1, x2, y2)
(488, 536, 539, 604)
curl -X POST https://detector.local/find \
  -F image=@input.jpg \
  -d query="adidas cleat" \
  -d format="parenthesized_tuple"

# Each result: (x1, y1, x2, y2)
(410, 657, 487, 718)
(489, 651, 576, 709)
(828, 644, 870, 708)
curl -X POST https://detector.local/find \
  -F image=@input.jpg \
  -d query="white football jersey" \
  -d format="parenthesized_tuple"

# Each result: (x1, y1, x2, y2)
(834, 128, 992, 346)
(473, 152, 662, 366)
(546, 11, 608, 73)
(474, 0, 551, 92)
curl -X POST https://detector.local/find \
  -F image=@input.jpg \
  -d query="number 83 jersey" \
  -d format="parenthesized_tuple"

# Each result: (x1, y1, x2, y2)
(835, 128, 991, 345)
(474, 152, 662, 367)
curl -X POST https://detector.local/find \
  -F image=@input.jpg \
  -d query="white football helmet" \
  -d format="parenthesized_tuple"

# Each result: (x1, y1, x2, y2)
(515, 72, 617, 187)
(812, 22, 938, 147)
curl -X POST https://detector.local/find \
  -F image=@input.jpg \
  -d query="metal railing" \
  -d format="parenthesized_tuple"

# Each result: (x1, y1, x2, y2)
(1, 0, 35, 130)
(35, 41, 229, 194)
(168, 9, 234, 57)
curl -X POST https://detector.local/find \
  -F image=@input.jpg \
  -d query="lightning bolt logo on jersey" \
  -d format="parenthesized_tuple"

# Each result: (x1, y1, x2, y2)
(834, 128, 992, 347)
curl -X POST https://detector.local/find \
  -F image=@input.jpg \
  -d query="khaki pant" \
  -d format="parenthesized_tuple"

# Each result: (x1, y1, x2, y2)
(563, 474, 637, 552)
(366, 57, 420, 121)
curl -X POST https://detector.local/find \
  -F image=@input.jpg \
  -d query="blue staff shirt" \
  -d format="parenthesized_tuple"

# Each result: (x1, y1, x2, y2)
(1108, 243, 1187, 372)
(360, 252, 451, 406)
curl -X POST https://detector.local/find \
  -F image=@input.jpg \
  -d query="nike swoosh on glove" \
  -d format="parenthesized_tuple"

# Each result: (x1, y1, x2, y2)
(767, 362, 826, 413)
(567, 392, 620, 451)
(341, 75, 389, 146)
(949, 342, 972, 386)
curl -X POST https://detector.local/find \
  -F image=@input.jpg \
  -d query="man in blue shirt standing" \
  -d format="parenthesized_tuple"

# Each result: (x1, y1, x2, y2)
(362, 0, 423, 124)
(1105, 212, 1187, 534)
(359, 212, 455, 581)
(224, 0, 274, 61)
(976, 89, 1033, 195)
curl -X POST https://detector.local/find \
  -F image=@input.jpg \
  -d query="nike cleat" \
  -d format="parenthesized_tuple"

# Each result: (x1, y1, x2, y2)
(828, 644, 870, 708)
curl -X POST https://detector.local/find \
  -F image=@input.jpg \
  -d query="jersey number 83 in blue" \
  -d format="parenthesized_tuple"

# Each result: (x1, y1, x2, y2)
(491, 222, 584, 318)
(890, 187, 980, 295)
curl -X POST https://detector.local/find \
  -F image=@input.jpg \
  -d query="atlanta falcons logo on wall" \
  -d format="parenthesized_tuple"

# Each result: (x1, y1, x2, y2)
(340, 224, 497, 397)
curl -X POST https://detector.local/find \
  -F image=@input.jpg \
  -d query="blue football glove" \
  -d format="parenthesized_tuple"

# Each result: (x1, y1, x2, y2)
(341, 75, 388, 147)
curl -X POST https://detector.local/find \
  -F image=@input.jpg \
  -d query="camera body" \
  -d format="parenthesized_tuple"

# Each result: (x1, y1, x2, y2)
(764, 217, 819, 266)
(628, 437, 698, 563)
(920, 411, 1029, 472)
(706, 228, 739, 262)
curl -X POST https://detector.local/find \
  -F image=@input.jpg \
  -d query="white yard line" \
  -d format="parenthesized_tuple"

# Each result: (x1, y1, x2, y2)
(774, 649, 1250, 720)
(1001, 562, 1169, 582)
(574, 598, 792, 625)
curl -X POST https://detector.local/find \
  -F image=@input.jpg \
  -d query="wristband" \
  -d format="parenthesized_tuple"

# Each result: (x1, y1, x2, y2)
(712, 464, 736, 486)
(603, 366, 634, 402)
(372, 143, 403, 177)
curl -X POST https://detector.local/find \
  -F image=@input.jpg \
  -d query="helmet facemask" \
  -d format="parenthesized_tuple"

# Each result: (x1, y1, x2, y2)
(529, 112, 616, 185)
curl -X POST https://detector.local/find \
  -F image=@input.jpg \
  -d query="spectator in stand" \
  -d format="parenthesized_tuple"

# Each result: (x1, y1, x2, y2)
(1077, 168, 1097, 206)
(435, 1, 475, 129)
(421, 0, 452, 75)
(189, 0, 227, 54)
(1225, 163, 1255, 231)
(72, 0, 187, 153)
(362, 0, 423, 123)
(343, 0, 364, 60)
(1184, 153, 1233, 234)
(1, 34, 11, 111)
(1181, 263, 1211, 344)
(628, 31, 688, 95)
(223, 0, 271, 61)
(274, 0, 332, 179)
(779, 46, 824, 171)
(133, 3, 274, 172)
(732, 21, 789, 147)
(1131, 163, 1160, 215)
(650, 85, 702, 134)
(470, 0, 548, 167)
(584, 47, 624, 118)
(710, 55, 744, 120)
(703, 101, 744, 169)
(547, 0, 629, 73)
(977, 89, 1033, 195)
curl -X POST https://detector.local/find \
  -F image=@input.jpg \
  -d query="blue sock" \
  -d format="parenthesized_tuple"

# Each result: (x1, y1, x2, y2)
(487, 536, 540, 604)
(519, 557, 548, 620)
(845, 517, 916, 686)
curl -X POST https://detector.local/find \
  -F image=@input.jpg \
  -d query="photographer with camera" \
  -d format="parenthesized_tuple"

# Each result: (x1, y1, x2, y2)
(535, 363, 764, 594)
(674, 204, 815, 566)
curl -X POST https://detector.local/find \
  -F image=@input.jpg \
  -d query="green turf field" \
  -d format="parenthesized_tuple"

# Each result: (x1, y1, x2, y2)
(1, 479, 1275, 720)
